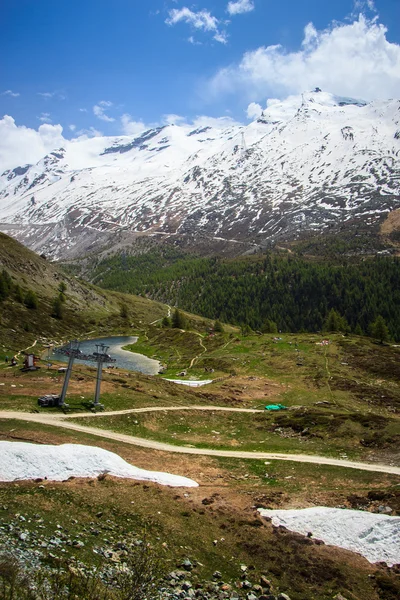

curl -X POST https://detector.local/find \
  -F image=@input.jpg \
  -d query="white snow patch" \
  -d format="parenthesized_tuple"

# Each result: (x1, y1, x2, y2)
(165, 379, 214, 387)
(0, 442, 198, 487)
(258, 507, 400, 566)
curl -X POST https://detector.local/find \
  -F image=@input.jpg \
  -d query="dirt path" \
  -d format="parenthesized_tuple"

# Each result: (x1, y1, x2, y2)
(189, 336, 207, 369)
(0, 409, 399, 475)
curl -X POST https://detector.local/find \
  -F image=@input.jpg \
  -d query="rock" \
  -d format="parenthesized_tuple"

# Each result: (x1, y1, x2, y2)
(377, 505, 393, 514)
(213, 571, 222, 580)
(246, 594, 257, 600)
(242, 580, 252, 589)
(182, 559, 193, 571)
(260, 576, 271, 588)
(277, 594, 292, 600)
(333, 595, 349, 600)
(258, 596, 276, 600)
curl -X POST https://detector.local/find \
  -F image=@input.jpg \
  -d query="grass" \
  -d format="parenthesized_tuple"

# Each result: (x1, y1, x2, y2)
(0, 418, 399, 600)
(69, 406, 399, 460)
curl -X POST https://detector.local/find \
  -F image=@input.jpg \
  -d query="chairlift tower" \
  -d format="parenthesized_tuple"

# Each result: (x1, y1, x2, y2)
(59, 340, 81, 408)
(54, 340, 116, 411)
(93, 343, 111, 410)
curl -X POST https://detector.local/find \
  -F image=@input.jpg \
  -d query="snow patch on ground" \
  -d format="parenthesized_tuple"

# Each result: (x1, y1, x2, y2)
(164, 379, 213, 387)
(0, 442, 198, 487)
(258, 507, 400, 566)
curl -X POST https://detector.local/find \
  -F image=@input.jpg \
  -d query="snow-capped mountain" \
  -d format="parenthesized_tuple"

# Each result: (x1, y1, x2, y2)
(1, 90, 399, 258)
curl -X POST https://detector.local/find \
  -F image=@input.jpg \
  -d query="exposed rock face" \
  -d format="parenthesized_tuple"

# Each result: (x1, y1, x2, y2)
(1, 91, 399, 259)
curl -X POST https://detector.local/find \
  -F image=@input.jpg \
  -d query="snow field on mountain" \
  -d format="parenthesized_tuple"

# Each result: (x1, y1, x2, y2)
(1, 91, 399, 257)
(258, 507, 400, 566)
(0, 441, 198, 487)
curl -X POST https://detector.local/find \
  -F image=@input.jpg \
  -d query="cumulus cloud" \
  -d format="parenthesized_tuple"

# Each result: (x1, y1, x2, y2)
(93, 100, 115, 122)
(246, 102, 263, 119)
(0, 116, 65, 172)
(227, 0, 255, 16)
(166, 7, 227, 44)
(74, 126, 103, 139)
(120, 114, 147, 135)
(208, 15, 400, 102)
(2, 90, 20, 98)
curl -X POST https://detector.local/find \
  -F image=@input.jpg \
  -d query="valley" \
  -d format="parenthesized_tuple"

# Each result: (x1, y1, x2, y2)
(1, 289, 400, 598)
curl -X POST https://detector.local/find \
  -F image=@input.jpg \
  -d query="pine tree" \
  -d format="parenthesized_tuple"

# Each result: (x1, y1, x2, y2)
(24, 290, 38, 309)
(370, 315, 389, 343)
(162, 316, 171, 327)
(172, 309, 186, 329)
(51, 296, 63, 319)
(120, 304, 129, 319)
(214, 320, 224, 333)
(261, 319, 278, 333)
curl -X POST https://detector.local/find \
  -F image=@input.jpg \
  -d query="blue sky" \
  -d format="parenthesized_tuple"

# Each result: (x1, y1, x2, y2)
(1, 0, 400, 149)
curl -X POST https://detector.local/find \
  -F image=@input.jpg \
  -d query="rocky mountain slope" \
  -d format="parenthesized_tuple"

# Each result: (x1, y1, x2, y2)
(1, 90, 399, 259)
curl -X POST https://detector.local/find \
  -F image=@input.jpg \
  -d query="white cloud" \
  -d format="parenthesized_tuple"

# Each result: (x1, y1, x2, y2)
(93, 100, 115, 122)
(213, 31, 228, 45)
(163, 114, 187, 125)
(166, 6, 227, 44)
(353, 0, 376, 13)
(246, 102, 263, 119)
(0, 116, 65, 172)
(69, 124, 76, 131)
(2, 90, 20, 98)
(75, 126, 103, 139)
(188, 36, 202, 46)
(38, 112, 52, 123)
(120, 114, 147, 135)
(166, 7, 218, 31)
(227, 0, 255, 16)
(38, 92, 55, 99)
(79, 108, 88, 113)
(190, 115, 241, 130)
(208, 15, 400, 102)
(37, 91, 66, 100)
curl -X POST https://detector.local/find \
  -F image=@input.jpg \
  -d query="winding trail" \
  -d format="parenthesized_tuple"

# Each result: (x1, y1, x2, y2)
(189, 335, 207, 369)
(0, 408, 399, 475)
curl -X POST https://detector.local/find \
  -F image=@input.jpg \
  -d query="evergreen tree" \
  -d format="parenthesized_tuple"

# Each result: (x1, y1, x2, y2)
(325, 308, 348, 332)
(162, 316, 171, 327)
(14, 285, 24, 303)
(24, 290, 38, 309)
(51, 296, 63, 319)
(214, 320, 224, 333)
(370, 315, 390, 343)
(354, 323, 364, 336)
(261, 319, 278, 333)
(172, 309, 187, 329)
(120, 303, 129, 319)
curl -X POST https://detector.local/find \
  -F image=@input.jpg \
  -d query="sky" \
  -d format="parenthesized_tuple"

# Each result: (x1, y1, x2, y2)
(1, 0, 400, 170)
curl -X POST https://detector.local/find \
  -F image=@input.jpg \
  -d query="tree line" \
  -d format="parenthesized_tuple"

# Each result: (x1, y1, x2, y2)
(89, 249, 400, 341)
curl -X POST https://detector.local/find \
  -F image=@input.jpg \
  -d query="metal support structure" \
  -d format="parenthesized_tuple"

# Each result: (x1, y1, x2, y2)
(59, 340, 81, 408)
(51, 340, 116, 411)
(93, 344, 110, 410)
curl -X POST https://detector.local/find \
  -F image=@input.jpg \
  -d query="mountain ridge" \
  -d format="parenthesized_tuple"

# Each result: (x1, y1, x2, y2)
(1, 90, 399, 259)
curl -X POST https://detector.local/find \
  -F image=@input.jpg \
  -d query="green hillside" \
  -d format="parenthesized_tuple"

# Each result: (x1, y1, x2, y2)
(72, 245, 400, 341)
(0, 232, 167, 353)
